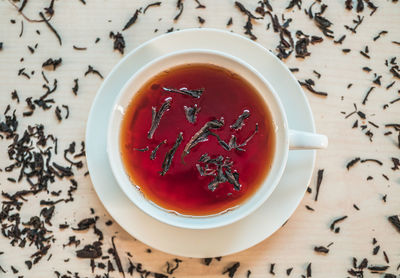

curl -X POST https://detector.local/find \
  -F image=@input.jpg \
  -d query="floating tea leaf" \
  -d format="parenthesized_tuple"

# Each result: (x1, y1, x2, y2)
(160, 132, 183, 176)
(182, 118, 224, 159)
(150, 140, 167, 160)
(148, 97, 172, 139)
(163, 87, 204, 98)
(184, 104, 200, 123)
(231, 110, 250, 130)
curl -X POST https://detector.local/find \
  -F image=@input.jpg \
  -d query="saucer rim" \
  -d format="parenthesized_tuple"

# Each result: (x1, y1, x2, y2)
(86, 28, 316, 257)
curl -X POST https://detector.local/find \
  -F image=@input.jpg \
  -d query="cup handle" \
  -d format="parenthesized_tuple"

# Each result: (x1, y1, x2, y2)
(289, 129, 328, 150)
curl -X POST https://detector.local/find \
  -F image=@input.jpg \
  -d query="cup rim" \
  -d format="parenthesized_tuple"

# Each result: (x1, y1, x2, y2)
(107, 49, 289, 229)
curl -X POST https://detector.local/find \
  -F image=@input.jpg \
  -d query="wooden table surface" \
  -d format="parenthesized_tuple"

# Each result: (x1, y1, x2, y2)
(1, 0, 399, 277)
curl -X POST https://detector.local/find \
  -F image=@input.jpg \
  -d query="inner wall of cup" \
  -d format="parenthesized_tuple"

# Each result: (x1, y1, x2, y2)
(112, 50, 287, 228)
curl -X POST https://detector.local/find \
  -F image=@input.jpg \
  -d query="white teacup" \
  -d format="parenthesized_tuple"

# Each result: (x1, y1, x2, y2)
(107, 49, 327, 230)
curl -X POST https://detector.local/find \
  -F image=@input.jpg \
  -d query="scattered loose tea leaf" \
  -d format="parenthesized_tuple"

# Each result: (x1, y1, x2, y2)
(347, 157, 360, 170)
(76, 242, 103, 259)
(85, 65, 104, 79)
(73, 45, 87, 50)
(365, 0, 378, 16)
(39, 12, 62, 45)
(55, 106, 62, 121)
(374, 30, 388, 41)
(306, 263, 312, 277)
(11, 90, 19, 103)
(110, 236, 125, 277)
(305, 205, 314, 211)
(194, 0, 205, 8)
(19, 20, 24, 37)
(269, 263, 275, 275)
(174, 0, 184, 21)
(234, 1, 261, 40)
(330, 215, 348, 232)
(143, 2, 161, 13)
(391, 157, 400, 170)
(42, 58, 62, 70)
(203, 258, 212, 266)
(72, 217, 96, 231)
(299, 80, 328, 96)
(314, 169, 324, 201)
(368, 265, 389, 272)
(286, 0, 302, 10)
(362, 87, 375, 105)
(334, 35, 346, 44)
(166, 258, 182, 274)
(360, 50, 370, 59)
(311, 36, 323, 44)
(357, 111, 366, 119)
(72, 78, 79, 95)
(373, 75, 382, 85)
(314, 246, 329, 254)
(345, 15, 364, 34)
(345, 0, 353, 9)
(388, 215, 400, 233)
(122, 9, 141, 31)
(386, 81, 395, 89)
(313, 70, 321, 79)
(109, 32, 125, 54)
(360, 158, 382, 165)
(383, 251, 389, 263)
(223, 262, 240, 278)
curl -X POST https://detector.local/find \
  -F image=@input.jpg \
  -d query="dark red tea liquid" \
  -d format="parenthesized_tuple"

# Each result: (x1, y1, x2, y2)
(120, 63, 275, 216)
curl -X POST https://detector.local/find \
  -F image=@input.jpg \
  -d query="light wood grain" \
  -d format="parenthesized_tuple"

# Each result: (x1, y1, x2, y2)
(0, 0, 399, 277)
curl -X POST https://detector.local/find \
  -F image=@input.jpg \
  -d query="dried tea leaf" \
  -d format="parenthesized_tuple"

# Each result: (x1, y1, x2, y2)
(160, 132, 183, 175)
(148, 98, 172, 139)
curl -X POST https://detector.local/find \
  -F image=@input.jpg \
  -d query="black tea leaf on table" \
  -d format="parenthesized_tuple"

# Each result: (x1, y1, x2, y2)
(222, 262, 240, 278)
(85, 65, 104, 79)
(388, 215, 400, 233)
(109, 32, 126, 54)
(39, 12, 62, 45)
(122, 9, 141, 31)
(143, 2, 161, 14)
(314, 169, 324, 201)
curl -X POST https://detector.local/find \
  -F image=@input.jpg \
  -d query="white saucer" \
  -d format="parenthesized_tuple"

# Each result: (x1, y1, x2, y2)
(86, 28, 316, 258)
